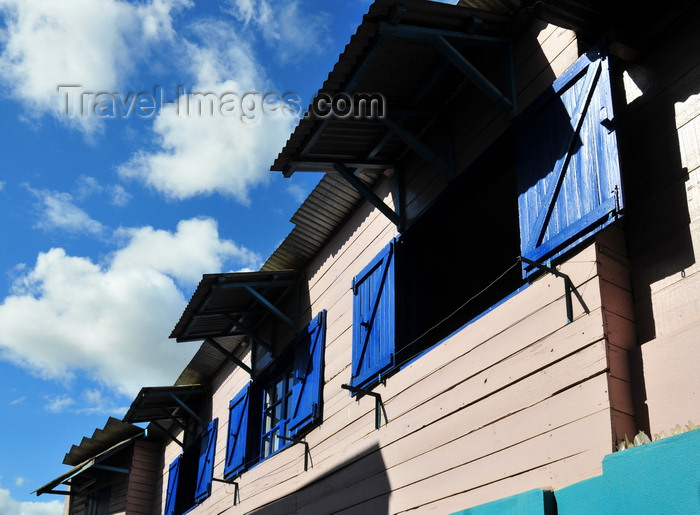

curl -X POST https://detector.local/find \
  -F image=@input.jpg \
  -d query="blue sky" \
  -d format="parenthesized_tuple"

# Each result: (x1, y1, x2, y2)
(0, 1, 384, 512)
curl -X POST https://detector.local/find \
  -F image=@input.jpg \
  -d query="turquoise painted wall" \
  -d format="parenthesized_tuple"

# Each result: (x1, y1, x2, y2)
(452, 429, 700, 514)
(451, 489, 555, 515)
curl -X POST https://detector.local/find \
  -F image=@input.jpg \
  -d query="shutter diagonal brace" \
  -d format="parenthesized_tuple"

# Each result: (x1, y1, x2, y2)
(353, 245, 393, 380)
(529, 59, 602, 252)
(519, 256, 590, 323)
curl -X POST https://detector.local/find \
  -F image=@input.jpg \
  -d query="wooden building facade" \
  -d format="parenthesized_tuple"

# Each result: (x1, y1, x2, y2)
(37, 0, 699, 513)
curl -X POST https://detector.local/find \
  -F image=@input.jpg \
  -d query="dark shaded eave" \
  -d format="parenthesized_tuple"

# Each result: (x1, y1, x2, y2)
(170, 270, 299, 342)
(270, 0, 517, 178)
(123, 385, 208, 425)
(459, 0, 699, 51)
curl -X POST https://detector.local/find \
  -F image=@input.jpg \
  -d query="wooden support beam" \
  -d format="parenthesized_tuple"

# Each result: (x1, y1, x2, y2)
(333, 163, 403, 230)
(205, 337, 253, 375)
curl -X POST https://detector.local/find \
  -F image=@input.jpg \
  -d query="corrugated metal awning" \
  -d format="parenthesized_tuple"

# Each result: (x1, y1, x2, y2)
(35, 430, 143, 496)
(123, 385, 207, 425)
(271, 0, 517, 178)
(170, 270, 300, 380)
(62, 417, 143, 467)
(170, 270, 299, 343)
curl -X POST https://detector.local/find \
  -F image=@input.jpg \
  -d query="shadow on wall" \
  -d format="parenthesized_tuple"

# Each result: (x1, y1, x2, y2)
(615, 13, 698, 344)
(612, 2, 699, 432)
(248, 443, 390, 515)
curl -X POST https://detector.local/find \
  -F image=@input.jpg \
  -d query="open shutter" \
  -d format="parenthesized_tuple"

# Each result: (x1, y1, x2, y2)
(351, 241, 395, 389)
(224, 384, 250, 479)
(164, 455, 181, 515)
(194, 418, 218, 503)
(288, 310, 326, 437)
(516, 44, 622, 276)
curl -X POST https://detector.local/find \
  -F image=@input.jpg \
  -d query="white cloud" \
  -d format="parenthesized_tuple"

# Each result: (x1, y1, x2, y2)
(75, 176, 103, 200)
(44, 395, 76, 413)
(10, 396, 26, 405)
(0, 0, 191, 134)
(112, 218, 260, 285)
(75, 176, 132, 207)
(14, 477, 24, 487)
(225, 0, 330, 61)
(28, 188, 106, 236)
(286, 182, 311, 204)
(0, 217, 259, 396)
(109, 184, 131, 206)
(0, 488, 62, 515)
(118, 21, 297, 201)
(45, 389, 127, 416)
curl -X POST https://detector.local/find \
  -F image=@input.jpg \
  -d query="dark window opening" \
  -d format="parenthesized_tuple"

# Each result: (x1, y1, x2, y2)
(85, 485, 110, 515)
(164, 419, 218, 515)
(396, 132, 524, 366)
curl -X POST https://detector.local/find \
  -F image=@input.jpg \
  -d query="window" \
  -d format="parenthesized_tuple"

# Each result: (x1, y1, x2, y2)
(164, 419, 218, 515)
(351, 139, 523, 390)
(224, 311, 326, 479)
(350, 43, 622, 391)
(261, 368, 294, 458)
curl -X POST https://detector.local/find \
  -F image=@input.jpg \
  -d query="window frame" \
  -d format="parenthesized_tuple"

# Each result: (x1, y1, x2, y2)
(224, 311, 326, 479)
(260, 367, 294, 459)
(348, 42, 623, 395)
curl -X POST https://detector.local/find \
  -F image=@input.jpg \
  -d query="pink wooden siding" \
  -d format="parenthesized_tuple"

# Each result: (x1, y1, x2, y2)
(149, 4, 700, 515)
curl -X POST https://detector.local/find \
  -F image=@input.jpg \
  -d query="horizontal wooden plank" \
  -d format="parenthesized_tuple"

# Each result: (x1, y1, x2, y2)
(295, 374, 612, 514)
(230, 337, 611, 509)
(397, 448, 604, 514)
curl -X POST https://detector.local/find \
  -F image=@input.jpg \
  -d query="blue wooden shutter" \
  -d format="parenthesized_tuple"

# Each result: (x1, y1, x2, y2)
(224, 384, 250, 479)
(194, 418, 218, 503)
(351, 241, 395, 389)
(516, 44, 622, 276)
(164, 455, 181, 515)
(288, 310, 326, 437)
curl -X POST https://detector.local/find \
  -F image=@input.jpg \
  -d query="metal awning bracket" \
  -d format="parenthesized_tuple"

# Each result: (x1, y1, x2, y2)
(519, 256, 590, 323)
(169, 393, 205, 429)
(277, 436, 311, 471)
(379, 22, 518, 118)
(380, 115, 452, 181)
(244, 286, 296, 330)
(157, 407, 197, 439)
(92, 464, 129, 474)
(212, 478, 239, 505)
(341, 384, 387, 429)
